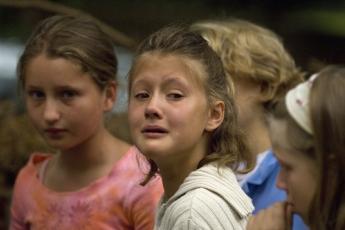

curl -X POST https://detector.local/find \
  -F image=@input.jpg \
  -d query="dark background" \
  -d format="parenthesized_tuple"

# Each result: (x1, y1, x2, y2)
(1, 0, 345, 68)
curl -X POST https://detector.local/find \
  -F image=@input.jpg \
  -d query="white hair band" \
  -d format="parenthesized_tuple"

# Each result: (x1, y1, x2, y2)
(285, 74, 318, 135)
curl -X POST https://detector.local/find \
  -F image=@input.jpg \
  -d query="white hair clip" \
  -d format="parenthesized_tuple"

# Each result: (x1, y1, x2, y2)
(285, 74, 318, 135)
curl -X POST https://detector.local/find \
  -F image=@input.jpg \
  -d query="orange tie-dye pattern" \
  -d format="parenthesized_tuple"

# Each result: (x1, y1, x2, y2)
(10, 147, 163, 230)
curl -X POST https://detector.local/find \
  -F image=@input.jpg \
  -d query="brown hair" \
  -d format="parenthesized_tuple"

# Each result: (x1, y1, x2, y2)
(268, 66, 345, 230)
(128, 25, 253, 184)
(309, 66, 345, 230)
(17, 14, 117, 91)
(190, 18, 304, 106)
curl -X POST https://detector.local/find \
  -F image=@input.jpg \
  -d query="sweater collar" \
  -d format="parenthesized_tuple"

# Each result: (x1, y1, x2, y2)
(163, 163, 254, 218)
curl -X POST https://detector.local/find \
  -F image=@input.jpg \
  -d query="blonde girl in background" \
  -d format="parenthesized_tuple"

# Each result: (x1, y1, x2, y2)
(10, 15, 162, 230)
(128, 25, 254, 229)
(248, 65, 345, 230)
(191, 18, 307, 229)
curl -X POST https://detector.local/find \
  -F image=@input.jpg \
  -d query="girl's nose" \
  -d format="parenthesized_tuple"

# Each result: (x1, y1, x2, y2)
(43, 100, 61, 123)
(144, 95, 162, 119)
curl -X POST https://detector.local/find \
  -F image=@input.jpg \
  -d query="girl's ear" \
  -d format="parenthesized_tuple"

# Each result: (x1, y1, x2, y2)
(103, 81, 117, 112)
(205, 100, 225, 132)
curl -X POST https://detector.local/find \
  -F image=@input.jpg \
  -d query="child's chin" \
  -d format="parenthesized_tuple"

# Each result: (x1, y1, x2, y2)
(138, 148, 162, 162)
(141, 149, 159, 160)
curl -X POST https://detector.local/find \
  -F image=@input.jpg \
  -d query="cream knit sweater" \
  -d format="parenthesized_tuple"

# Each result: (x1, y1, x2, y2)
(155, 163, 254, 230)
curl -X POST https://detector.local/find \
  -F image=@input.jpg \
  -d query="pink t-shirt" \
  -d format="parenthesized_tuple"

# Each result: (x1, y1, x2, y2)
(10, 146, 163, 230)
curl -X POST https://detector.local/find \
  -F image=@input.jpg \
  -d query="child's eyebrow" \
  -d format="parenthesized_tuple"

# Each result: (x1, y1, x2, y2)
(55, 85, 80, 90)
(132, 74, 187, 86)
(162, 77, 188, 87)
(25, 85, 42, 90)
(131, 78, 147, 86)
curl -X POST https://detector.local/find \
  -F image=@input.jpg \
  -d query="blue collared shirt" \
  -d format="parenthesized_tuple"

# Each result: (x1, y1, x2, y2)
(241, 150, 309, 230)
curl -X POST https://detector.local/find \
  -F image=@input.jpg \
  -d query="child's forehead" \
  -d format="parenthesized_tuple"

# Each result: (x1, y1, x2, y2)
(29, 54, 82, 69)
(25, 54, 97, 85)
(137, 52, 198, 65)
(133, 52, 207, 81)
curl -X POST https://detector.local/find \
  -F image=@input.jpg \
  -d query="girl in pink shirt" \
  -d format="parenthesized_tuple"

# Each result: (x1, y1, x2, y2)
(10, 14, 162, 230)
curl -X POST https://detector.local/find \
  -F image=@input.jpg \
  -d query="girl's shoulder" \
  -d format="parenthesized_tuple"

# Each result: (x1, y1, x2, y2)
(159, 187, 250, 229)
(159, 164, 253, 227)
(104, 146, 163, 201)
(19, 152, 53, 176)
(105, 146, 157, 186)
(29, 152, 53, 165)
(12, 153, 53, 193)
(113, 145, 150, 172)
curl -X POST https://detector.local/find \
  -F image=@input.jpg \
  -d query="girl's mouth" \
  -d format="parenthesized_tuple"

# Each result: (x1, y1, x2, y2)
(142, 126, 168, 137)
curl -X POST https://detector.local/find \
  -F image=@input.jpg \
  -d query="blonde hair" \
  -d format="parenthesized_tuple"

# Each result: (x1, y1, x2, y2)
(191, 18, 304, 105)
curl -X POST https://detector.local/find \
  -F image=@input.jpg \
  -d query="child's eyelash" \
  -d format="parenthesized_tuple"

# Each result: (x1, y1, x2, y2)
(27, 90, 45, 99)
(134, 92, 149, 99)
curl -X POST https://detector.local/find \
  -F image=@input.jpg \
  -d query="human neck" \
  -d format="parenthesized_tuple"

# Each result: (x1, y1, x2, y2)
(160, 166, 194, 201)
(57, 129, 117, 172)
(158, 151, 203, 200)
(243, 116, 271, 157)
(43, 129, 129, 192)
